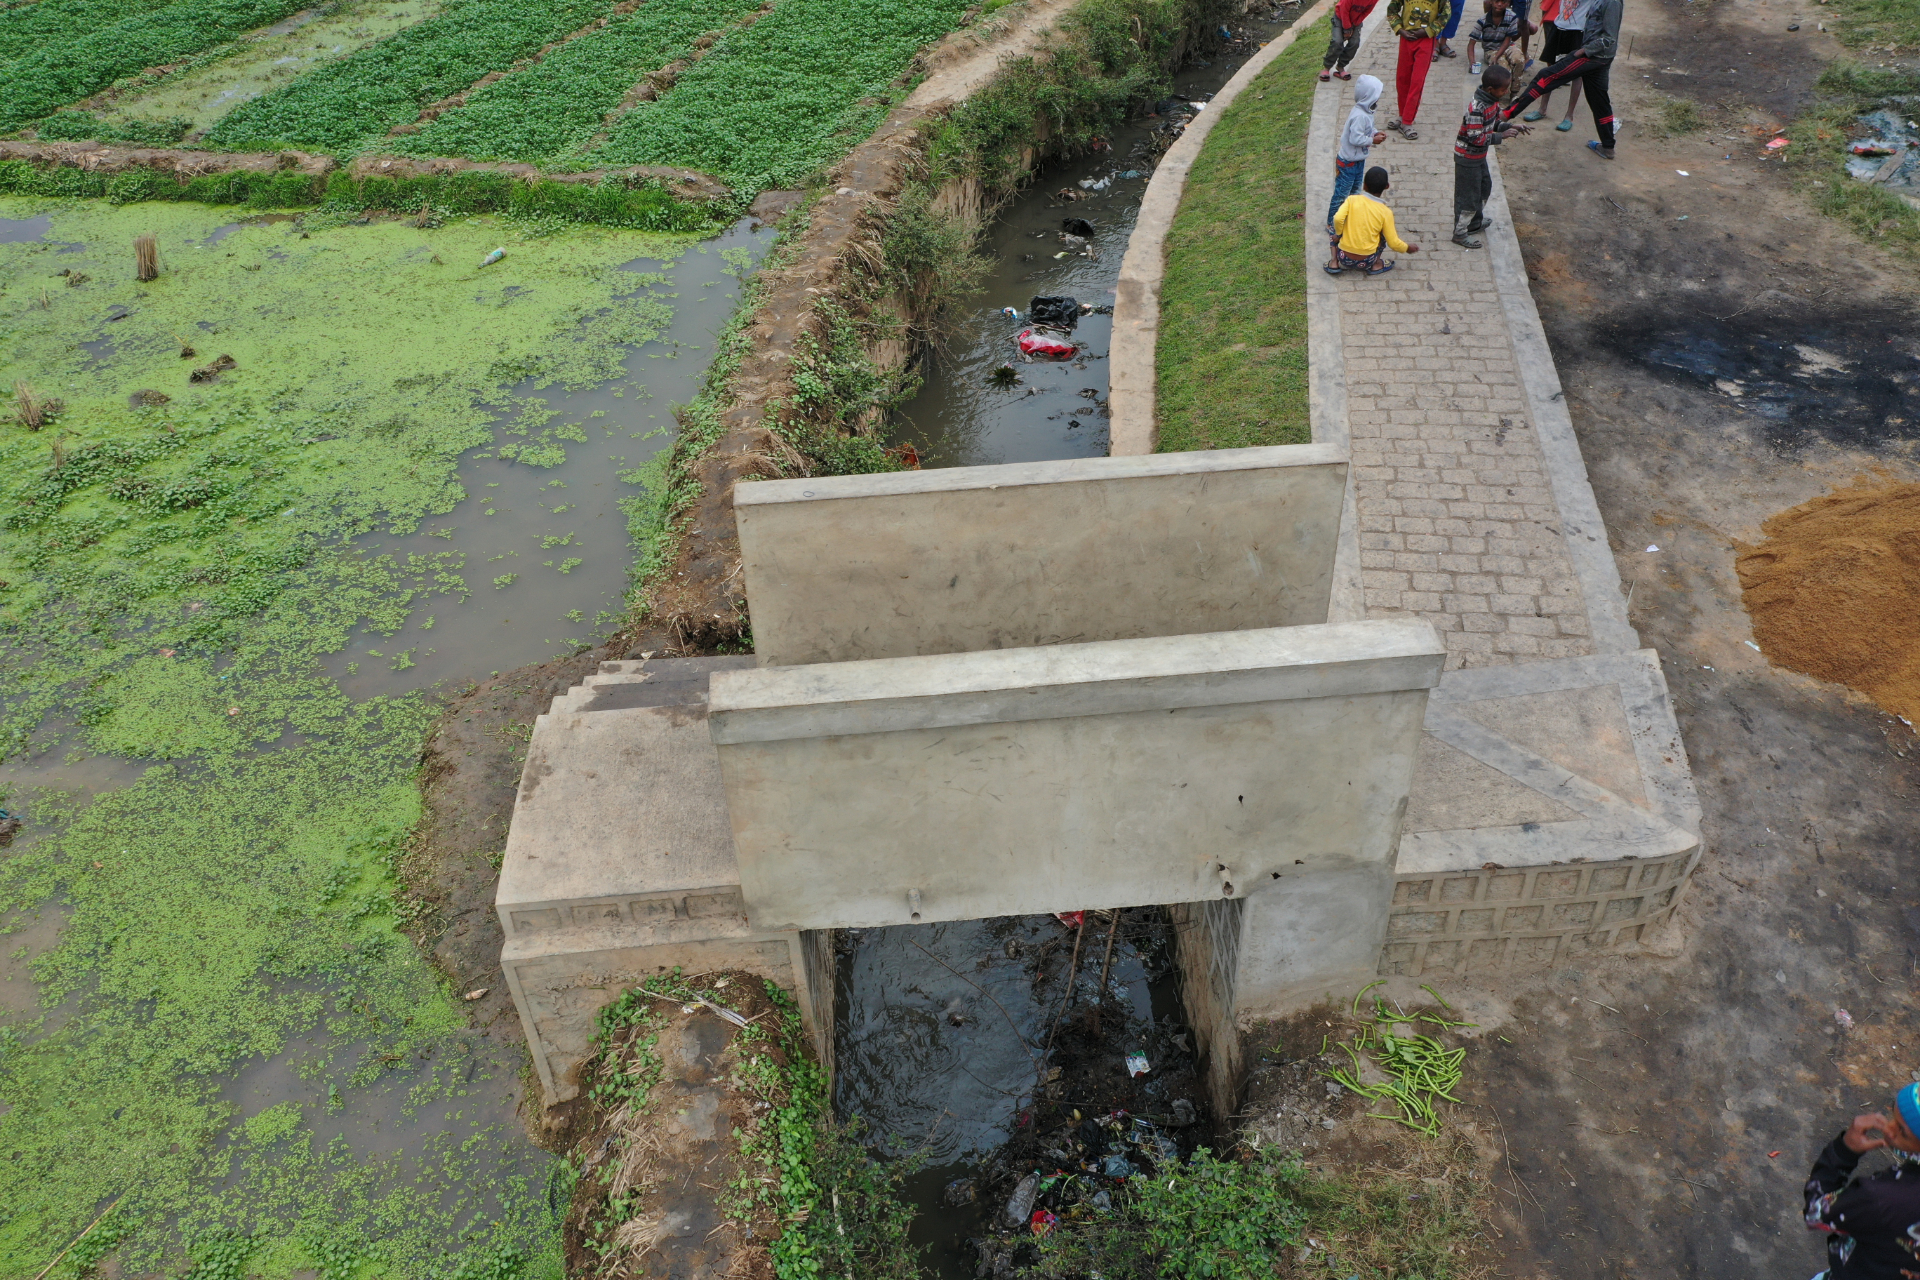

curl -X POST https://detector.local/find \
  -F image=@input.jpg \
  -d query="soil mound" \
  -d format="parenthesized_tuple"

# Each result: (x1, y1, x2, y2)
(1737, 479, 1920, 722)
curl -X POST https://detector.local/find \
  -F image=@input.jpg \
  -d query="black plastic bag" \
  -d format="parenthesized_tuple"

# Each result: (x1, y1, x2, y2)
(1029, 295, 1080, 330)
(1061, 216, 1095, 238)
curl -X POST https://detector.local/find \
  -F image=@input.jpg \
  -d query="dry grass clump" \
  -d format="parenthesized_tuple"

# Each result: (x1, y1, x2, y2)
(14, 381, 63, 430)
(134, 233, 159, 281)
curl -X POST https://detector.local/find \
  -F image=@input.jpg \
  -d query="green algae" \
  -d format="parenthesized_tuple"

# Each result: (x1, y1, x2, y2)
(0, 196, 704, 1278)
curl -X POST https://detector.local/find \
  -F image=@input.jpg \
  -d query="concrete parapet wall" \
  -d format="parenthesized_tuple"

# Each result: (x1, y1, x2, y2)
(733, 447, 1348, 667)
(710, 620, 1443, 933)
(1380, 847, 1697, 977)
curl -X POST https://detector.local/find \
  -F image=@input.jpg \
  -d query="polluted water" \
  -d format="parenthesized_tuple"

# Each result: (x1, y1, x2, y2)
(835, 910, 1210, 1278)
(889, 0, 1311, 469)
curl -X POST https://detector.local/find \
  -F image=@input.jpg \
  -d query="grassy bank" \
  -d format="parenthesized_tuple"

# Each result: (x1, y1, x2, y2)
(0, 160, 722, 232)
(1154, 24, 1318, 452)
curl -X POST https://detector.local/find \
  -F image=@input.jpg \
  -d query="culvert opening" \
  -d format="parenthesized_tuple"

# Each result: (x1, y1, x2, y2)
(830, 905, 1231, 1278)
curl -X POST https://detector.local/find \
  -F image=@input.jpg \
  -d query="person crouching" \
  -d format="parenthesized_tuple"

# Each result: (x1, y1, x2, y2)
(1328, 166, 1421, 276)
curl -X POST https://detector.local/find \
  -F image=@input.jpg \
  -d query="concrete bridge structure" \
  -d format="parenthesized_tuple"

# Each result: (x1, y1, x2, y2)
(498, 437, 1698, 1116)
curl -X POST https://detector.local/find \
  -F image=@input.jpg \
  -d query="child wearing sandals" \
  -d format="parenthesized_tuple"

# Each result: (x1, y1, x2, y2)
(1522, 0, 1591, 131)
(1328, 167, 1421, 277)
(1320, 0, 1382, 81)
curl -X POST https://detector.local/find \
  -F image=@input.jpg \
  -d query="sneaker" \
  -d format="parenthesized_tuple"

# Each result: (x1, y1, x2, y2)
(1451, 232, 1483, 248)
(1586, 139, 1615, 160)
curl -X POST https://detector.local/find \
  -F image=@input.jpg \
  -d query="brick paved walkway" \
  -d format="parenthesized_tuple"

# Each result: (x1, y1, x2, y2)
(1318, 36, 1595, 670)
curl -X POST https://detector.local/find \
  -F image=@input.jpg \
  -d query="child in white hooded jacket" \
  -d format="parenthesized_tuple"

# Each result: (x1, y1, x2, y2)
(1326, 74, 1386, 232)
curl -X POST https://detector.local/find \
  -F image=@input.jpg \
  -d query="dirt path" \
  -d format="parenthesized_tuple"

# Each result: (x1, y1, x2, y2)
(1467, 0, 1920, 1274)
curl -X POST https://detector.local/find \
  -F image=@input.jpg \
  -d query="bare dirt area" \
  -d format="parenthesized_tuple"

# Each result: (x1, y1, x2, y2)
(1468, 0, 1920, 1274)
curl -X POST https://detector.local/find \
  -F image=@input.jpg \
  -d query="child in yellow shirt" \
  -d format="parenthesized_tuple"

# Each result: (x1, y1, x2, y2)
(1327, 166, 1421, 276)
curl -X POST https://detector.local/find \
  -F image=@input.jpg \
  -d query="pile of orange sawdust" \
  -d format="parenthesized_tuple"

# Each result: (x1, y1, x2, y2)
(1737, 480, 1920, 724)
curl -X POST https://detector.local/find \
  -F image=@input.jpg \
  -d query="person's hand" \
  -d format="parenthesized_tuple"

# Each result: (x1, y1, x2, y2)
(1507, 124, 1534, 135)
(1374, 131, 1388, 144)
(1846, 1113, 1895, 1154)
(1406, 243, 1421, 253)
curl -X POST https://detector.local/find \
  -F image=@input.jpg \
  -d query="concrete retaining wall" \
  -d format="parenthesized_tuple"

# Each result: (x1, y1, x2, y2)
(1381, 847, 1697, 977)
(733, 447, 1347, 666)
(1169, 897, 1245, 1120)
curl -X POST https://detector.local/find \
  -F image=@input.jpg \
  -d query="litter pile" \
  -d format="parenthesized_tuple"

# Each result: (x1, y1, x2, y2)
(962, 1106, 1196, 1274)
(1007, 289, 1114, 362)
(1847, 109, 1920, 199)
(1737, 479, 1920, 725)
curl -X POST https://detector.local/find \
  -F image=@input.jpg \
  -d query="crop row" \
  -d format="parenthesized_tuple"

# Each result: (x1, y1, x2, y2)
(584, 0, 969, 192)
(205, 0, 612, 154)
(0, 0, 313, 133)
(391, 0, 761, 165)
(0, 0, 175, 64)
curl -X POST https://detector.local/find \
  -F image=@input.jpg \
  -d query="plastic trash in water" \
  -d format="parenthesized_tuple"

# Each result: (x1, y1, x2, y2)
(1056, 911, 1086, 928)
(1018, 328, 1077, 359)
(1120, 170, 1143, 179)
(1835, 1007, 1854, 1030)
(1126, 1052, 1151, 1077)
(1001, 306, 1020, 319)
(479, 247, 506, 268)
(1005, 1172, 1039, 1226)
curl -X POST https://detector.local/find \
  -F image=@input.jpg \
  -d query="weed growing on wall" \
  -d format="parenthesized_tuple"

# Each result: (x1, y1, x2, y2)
(0, 195, 705, 1278)
(928, 0, 1237, 195)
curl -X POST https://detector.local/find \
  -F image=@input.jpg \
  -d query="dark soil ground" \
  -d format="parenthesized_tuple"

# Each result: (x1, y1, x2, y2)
(1475, 0, 1920, 1273)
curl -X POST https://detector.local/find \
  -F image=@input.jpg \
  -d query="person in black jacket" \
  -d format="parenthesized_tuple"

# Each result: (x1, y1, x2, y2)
(1804, 1084, 1920, 1278)
(1500, 0, 1622, 158)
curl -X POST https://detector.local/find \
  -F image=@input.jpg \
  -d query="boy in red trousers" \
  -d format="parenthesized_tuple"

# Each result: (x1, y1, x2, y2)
(1385, 0, 1454, 139)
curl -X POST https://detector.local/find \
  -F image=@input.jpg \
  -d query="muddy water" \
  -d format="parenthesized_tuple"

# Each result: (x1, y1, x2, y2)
(888, 1, 1311, 467)
(322, 219, 772, 699)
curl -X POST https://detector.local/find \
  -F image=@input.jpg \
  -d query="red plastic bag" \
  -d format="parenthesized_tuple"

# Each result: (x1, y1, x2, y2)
(1055, 911, 1085, 929)
(1017, 327, 1076, 359)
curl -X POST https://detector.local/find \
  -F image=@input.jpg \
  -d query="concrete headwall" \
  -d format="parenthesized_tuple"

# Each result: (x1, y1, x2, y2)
(708, 620, 1443, 933)
(733, 447, 1348, 667)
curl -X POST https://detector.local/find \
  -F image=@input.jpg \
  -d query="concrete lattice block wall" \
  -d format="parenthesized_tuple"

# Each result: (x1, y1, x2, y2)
(1379, 847, 1698, 977)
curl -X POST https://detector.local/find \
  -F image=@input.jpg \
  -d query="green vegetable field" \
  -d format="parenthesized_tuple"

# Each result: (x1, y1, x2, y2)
(586, 0, 971, 189)
(393, 0, 762, 164)
(0, 0, 316, 132)
(205, 0, 612, 153)
(0, 0, 177, 64)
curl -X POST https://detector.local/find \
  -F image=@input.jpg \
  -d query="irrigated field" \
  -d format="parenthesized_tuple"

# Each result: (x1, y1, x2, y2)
(9, 0, 977, 197)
